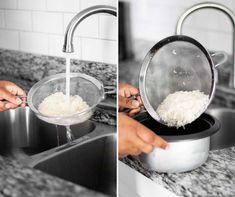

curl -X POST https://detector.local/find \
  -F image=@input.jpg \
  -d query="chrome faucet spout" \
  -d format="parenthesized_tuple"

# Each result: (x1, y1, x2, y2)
(63, 5, 117, 53)
(176, 3, 235, 87)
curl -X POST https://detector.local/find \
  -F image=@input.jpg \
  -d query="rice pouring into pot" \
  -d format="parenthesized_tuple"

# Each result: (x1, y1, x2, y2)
(156, 90, 209, 127)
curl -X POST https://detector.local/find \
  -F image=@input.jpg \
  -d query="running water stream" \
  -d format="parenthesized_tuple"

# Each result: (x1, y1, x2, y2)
(65, 55, 75, 144)
(66, 126, 75, 144)
(65, 56, 71, 100)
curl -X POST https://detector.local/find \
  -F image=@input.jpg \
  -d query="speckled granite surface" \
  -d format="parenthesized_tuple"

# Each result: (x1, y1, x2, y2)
(122, 146, 235, 197)
(0, 49, 116, 89)
(0, 156, 108, 197)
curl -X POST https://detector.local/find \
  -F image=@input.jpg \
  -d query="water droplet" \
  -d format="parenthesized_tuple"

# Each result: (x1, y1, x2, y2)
(172, 50, 177, 55)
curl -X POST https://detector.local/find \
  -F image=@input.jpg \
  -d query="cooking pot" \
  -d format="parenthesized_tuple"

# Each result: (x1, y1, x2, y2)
(135, 112, 220, 173)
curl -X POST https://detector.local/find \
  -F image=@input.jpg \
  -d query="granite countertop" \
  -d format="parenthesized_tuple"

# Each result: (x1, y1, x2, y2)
(0, 49, 116, 196)
(122, 146, 235, 197)
(0, 156, 108, 197)
(0, 49, 116, 90)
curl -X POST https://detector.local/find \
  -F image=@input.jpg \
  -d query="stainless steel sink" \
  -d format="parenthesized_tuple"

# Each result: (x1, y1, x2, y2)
(0, 107, 95, 156)
(207, 108, 235, 150)
(0, 106, 116, 196)
(32, 133, 116, 197)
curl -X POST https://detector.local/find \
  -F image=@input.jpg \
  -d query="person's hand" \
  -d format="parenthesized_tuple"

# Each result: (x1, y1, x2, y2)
(0, 81, 26, 112)
(119, 83, 143, 116)
(118, 113, 168, 157)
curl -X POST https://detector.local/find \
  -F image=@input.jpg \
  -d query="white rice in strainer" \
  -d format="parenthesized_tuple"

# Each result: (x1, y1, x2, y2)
(38, 92, 89, 117)
(156, 90, 209, 127)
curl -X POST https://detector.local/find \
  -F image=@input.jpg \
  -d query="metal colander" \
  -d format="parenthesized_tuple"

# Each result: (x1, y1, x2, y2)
(28, 73, 105, 126)
(139, 35, 227, 126)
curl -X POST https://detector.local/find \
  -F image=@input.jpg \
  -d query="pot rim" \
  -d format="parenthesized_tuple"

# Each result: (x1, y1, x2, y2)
(135, 112, 220, 142)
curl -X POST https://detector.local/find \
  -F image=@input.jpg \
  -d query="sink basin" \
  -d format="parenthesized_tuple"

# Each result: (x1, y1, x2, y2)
(33, 134, 116, 197)
(0, 107, 95, 156)
(0, 106, 116, 196)
(207, 108, 235, 150)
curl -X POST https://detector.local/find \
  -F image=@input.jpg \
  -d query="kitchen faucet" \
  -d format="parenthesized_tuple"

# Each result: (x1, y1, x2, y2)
(63, 5, 117, 53)
(175, 3, 235, 87)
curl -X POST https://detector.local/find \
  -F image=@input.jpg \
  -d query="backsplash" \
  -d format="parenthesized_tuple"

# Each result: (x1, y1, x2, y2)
(121, 0, 235, 60)
(0, 0, 117, 64)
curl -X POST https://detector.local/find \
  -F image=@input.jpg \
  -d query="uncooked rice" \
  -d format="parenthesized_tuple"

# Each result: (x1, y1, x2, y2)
(38, 92, 89, 116)
(156, 90, 209, 127)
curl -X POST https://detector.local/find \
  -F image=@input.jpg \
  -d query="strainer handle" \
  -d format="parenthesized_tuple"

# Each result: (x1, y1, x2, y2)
(211, 51, 228, 68)
(104, 86, 116, 94)
(121, 94, 146, 114)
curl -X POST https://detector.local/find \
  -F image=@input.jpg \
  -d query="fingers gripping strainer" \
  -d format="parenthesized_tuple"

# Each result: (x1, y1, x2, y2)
(139, 35, 227, 126)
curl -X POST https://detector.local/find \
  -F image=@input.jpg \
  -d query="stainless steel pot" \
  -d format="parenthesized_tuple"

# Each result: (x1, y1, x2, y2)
(135, 112, 220, 173)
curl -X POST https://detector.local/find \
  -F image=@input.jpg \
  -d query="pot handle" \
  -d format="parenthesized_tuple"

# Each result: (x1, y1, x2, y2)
(104, 86, 116, 95)
(211, 51, 227, 68)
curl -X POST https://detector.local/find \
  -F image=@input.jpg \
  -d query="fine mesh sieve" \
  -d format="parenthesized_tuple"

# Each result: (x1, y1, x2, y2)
(139, 35, 227, 127)
(28, 73, 113, 126)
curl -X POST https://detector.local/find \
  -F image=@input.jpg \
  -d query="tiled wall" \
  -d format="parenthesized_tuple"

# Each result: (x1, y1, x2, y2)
(0, 0, 117, 64)
(125, 0, 235, 59)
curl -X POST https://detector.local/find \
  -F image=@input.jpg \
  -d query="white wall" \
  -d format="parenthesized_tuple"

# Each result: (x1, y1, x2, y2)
(0, 0, 117, 64)
(126, 0, 235, 59)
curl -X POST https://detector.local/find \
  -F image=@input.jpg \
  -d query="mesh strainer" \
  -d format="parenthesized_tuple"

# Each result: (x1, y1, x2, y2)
(28, 73, 115, 126)
(139, 35, 227, 127)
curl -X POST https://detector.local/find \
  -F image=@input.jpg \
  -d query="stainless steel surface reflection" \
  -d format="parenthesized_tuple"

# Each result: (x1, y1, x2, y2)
(0, 107, 95, 156)
(0, 106, 116, 195)
(63, 5, 116, 52)
(33, 134, 116, 197)
(207, 108, 235, 150)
